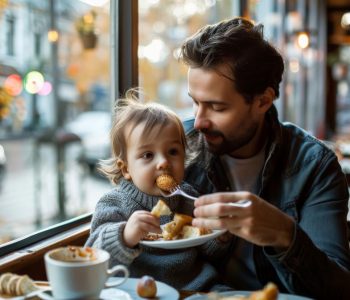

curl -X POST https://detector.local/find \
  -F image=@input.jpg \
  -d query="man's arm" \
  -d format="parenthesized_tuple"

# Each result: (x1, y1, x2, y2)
(192, 152, 350, 298)
(265, 151, 350, 298)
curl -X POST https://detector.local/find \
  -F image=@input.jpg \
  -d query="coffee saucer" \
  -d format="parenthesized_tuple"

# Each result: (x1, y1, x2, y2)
(38, 288, 132, 300)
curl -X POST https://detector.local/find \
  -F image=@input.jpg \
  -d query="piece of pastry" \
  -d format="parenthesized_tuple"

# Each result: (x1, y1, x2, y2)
(0, 273, 39, 297)
(156, 174, 177, 191)
(15, 275, 38, 296)
(151, 199, 172, 217)
(162, 213, 193, 240)
(6, 275, 20, 295)
(249, 282, 278, 300)
(179, 225, 212, 239)
(0, 273, 12, 294)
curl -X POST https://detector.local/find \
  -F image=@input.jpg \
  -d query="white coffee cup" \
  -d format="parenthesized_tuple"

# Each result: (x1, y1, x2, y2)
(44, 246, 129, 299)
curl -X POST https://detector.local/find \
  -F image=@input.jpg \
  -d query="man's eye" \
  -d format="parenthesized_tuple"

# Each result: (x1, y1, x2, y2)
(142, 152, 153, 159)
(212, 105, 225, 111)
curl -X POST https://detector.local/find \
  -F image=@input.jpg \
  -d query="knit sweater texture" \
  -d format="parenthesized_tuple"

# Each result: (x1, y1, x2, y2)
(85, 179, 230, 291)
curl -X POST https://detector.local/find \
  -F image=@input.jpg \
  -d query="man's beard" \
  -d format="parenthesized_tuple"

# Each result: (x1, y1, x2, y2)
(201, 122, 258, 155)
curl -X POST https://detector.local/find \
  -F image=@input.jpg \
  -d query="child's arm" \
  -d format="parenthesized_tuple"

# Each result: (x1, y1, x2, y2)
(85, 192, 159, 266)
(123, 210, 161, 247)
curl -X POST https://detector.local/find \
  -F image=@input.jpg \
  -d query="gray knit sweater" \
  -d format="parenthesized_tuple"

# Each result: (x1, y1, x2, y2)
(85, 179, 230, 291)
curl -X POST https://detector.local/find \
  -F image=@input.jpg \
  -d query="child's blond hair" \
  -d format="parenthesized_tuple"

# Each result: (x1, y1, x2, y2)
(99, 90, 187, 185)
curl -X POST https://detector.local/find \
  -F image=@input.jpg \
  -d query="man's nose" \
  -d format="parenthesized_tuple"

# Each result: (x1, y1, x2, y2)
(194, 107, 210, 130)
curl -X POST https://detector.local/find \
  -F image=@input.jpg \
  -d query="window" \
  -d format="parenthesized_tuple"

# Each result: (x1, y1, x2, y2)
(0, 0, 112, 246)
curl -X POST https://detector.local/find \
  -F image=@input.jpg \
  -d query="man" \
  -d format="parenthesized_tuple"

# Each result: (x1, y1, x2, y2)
(180, 17, 350, 299)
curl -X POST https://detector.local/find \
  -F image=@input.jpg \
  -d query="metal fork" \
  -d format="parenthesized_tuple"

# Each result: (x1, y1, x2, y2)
(159, 185, 252, 207)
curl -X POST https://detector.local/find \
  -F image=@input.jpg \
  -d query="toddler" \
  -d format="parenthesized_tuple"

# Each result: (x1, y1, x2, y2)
(86, 91, 230, 292)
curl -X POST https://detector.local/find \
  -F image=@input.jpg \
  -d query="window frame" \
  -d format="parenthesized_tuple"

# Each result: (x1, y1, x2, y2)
(0, 0, 139, 257)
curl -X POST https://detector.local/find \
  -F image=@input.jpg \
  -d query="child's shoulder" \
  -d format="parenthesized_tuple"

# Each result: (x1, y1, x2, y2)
(97, 186, 126, 204)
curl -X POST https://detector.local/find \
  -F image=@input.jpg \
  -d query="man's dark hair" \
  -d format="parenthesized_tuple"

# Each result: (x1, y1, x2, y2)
(180, 17, 284, 102)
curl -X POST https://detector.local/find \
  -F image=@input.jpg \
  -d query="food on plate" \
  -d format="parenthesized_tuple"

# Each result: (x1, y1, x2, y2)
(142, 233, 163, 241)
(249, 282, 278, 300)
(136, 275, 157, 298)
(146, 200, 213, 241)
(15, 275, 38, 296)
(0, 273, 38, 297)
(163, 213, 193, 240)
(6, 274, 20, 295)
(151, 199, 172, 218)
(207, 282, 278, 300)
(156, 174, 177, 191)
(0, 273, 12, 294)
(180, 225, 212, 239)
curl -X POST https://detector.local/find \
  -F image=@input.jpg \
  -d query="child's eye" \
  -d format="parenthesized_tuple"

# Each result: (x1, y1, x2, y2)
(142, 152, 154, 160)
(169, 148, 180, 156)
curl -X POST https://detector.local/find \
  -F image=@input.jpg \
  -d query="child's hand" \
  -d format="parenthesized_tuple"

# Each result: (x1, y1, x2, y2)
(123, 211, 162, 248)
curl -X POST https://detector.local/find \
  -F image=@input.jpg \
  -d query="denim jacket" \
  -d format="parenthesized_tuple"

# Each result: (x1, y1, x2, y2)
(183, 105, 350, 299)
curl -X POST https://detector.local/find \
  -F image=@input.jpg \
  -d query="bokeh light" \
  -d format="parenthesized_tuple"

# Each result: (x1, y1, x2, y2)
(38, 81, 52, 96)
(297, 32, 310, 49)
(24, 71, 44, 94)
(4, 74, 23, 96)
(47, 30, 59, 42)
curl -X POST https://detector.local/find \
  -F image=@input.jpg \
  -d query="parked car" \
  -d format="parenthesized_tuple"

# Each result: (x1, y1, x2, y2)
(65, 111, 111, 172)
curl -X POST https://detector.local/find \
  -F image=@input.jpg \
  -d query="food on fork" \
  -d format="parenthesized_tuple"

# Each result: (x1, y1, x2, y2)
(151, 199, 172, 217)
(156, 174, 177, 192)
(136, 275, 157, 298)
(0, 272, 39, 297)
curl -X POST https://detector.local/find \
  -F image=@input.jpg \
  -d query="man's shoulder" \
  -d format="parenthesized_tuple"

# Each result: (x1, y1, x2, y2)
(282, 122, 330, 151)
(183, 117, 196, 135)
(280, 122, 335, 166)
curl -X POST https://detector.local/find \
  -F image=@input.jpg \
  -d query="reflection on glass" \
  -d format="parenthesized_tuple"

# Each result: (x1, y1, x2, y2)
(0, 0, 111, 244)
(138, 0, 238, 119)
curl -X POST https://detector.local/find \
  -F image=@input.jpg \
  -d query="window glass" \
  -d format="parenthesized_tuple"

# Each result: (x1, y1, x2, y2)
(0, 0, 112, 244)
(138, 0, 240, 119)
(248, 0, 327, 137)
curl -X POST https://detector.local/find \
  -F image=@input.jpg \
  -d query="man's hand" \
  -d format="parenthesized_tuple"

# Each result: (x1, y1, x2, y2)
(123, 211, 162, 248)
(192, 191, 295, 250)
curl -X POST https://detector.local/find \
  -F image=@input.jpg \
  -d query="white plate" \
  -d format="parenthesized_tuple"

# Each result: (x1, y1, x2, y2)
(38, 288, 131, 300)
(185, 290, 313, 300)
(139, 229, 226, 249)
(36, 278, 179, 300)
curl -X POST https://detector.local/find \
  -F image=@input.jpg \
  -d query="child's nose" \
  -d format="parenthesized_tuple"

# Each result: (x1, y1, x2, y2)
(157, 156, 170, 170)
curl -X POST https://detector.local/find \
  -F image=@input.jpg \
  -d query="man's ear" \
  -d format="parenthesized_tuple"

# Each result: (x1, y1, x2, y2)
(255, 87, 275, 114)
(117, 159, 131, 180)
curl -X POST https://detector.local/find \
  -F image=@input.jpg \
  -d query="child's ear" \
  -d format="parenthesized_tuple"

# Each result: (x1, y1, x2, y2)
(117, 159, 131, 180)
